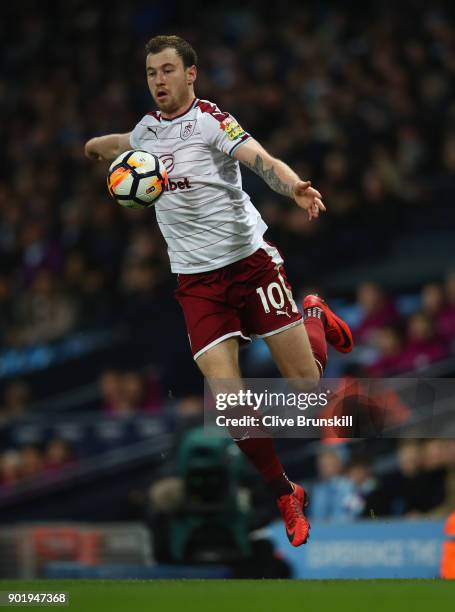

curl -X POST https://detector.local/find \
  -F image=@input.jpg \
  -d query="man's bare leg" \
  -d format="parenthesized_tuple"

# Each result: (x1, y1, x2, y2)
(196, 337, 294, 497)
(264, 323, 321, 384)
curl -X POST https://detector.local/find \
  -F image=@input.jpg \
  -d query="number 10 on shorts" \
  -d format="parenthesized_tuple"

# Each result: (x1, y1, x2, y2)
(256, 274, 298, 314)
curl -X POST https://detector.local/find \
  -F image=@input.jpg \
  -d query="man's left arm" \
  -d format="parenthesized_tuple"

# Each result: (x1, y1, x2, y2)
(233, 138, 326, 220)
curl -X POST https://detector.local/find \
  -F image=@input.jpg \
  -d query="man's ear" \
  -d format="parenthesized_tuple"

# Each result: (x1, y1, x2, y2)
(187, 65, 197, 85)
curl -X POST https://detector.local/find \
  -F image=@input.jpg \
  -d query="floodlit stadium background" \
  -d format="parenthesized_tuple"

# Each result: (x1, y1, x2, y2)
(0, 0, 455, 580)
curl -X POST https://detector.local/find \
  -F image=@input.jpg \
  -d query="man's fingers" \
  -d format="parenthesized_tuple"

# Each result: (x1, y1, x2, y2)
(294, 181, 326, 220)
(84, 146, 103, 161)
(295, 185, 325, 206)
(294, 180, 311, 194)
(308, 200, 324, 221)
(306, 187, 322, 199)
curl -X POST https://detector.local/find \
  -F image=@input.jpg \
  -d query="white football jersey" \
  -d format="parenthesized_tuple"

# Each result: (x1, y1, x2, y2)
(129, 97, 267, 274)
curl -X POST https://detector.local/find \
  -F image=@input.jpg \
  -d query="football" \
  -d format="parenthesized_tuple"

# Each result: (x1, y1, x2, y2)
(107, 149, 168, 209)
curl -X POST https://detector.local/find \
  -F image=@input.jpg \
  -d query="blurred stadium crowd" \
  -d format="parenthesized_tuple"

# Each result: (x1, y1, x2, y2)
(310, 439, 455, 521)
(2, 1, 455, 349)
(1, 1, 455, 524)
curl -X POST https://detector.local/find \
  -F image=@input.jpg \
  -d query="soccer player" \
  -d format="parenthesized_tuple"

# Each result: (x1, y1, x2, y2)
(85, 35, 353, 547)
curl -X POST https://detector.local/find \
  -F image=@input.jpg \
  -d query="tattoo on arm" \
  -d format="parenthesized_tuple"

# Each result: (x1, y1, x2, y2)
(243, 154, 293, 197)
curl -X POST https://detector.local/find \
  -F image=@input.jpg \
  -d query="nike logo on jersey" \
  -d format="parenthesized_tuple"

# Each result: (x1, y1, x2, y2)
(147, 127, 158, 137)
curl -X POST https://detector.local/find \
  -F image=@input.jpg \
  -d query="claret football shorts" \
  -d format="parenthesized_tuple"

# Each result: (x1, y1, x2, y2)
(175, 241, 303, 360)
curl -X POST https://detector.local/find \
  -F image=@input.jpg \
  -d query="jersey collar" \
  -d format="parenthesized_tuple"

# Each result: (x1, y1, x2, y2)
(160, 97, 199, 122)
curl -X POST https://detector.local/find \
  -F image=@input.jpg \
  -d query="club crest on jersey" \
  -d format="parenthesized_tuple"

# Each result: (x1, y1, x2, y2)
(180, 120, 196, 140)
(220, 116, 245, 141)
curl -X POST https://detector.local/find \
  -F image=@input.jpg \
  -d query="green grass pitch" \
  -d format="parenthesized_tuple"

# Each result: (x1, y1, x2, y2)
(0, 580, 454, 612)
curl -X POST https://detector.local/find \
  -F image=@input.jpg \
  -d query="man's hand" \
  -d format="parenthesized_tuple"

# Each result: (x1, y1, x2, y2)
(84, 133, 132, 162)
(292, 180, 326, 221)
(84, 139, 104, 160)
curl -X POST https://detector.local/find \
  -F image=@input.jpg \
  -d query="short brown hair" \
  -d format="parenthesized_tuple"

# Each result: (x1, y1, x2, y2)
(145, 35, 198, 68)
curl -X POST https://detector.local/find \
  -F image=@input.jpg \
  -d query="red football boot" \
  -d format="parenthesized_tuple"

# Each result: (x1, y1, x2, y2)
(277, 483, 310, 547)
(303, 294, 354, 354)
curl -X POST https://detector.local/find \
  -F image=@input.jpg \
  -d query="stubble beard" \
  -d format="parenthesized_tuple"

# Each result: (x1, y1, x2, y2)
(153, 87, 192, 117)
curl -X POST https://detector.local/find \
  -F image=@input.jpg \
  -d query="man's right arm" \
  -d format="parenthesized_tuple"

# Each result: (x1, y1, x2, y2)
(84, 133, 132, 161)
